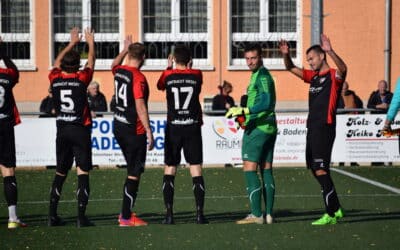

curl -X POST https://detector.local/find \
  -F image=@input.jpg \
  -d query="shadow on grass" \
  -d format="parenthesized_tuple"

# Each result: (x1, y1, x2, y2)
(1, 209, 399, 226)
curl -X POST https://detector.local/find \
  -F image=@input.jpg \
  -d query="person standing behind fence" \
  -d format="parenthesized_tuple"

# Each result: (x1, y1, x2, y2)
(212, 80, 235, 111)
(367, 80, 393, 114)
(279, 34, 346, 225)
(87, 81, 107, 117)
(48, 27, 95, 227)
(111, 35, 154, 227)
(226, 43, 277, 225)
(157, 45, 208, 224)
(0, 36, 27, 229)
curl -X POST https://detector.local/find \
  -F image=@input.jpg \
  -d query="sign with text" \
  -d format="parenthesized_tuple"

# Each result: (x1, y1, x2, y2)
(15, 114, 400, 166)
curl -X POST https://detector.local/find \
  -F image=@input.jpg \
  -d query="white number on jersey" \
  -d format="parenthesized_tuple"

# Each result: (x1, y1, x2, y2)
(0, 86, 5, 108)
(60, 89, 74, 111)
(171, 86, 193, 110)
(114, 80, 128, 107)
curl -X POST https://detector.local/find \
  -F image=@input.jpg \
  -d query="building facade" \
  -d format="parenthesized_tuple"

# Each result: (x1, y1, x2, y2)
(1, 0, 399, 110)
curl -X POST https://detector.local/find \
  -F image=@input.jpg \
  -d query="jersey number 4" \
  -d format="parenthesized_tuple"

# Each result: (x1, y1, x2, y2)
(114, 80, 128, 107)
(0, 86, 5, 108)
(171, 86, 193, 110)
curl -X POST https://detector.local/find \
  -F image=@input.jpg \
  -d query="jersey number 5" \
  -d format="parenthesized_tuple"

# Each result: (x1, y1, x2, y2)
(60, 89, 74, 111)
(171, 86, 193, 110)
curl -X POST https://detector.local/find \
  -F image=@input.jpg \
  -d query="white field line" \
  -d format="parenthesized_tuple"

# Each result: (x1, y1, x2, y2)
(1, 193, 399, 205)
(332, 168, 400, 194)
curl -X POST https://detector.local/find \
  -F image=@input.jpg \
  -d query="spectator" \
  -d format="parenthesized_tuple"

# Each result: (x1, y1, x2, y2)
(87, 81, 107, 117)
(367, 80, 393, 114)
(338, 81, 363, 114)
(212, 80, 235, 111)
(337, 82, 362, 166)
(109, 94, 116, 112)
(39, 87, 56, 117)
(367, 80, 392, 166)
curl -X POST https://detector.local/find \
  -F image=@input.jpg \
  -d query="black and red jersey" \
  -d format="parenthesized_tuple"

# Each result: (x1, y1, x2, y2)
(157, 68, 203, 125)
(0, 67, 20, 126)
(49, 67, 93, 127)
(112, 65, 149, 135)
(303, 69, 345, 128)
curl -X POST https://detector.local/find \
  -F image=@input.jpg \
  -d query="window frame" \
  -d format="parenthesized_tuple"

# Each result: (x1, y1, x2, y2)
(0, 0, 36, 71)
(228, 0, 302, 70)
(139, 0, 213, 71)
(49, 0, 124, 70)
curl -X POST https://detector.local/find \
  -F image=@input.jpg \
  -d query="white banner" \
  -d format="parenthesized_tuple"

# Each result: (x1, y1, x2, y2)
(332, 114, 400, 162)
(14, 114, 400, 166)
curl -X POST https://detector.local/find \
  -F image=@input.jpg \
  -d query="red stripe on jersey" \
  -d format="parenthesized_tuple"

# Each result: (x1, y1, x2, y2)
(327, 69, 344, 124)
(13, 105, 21, 126)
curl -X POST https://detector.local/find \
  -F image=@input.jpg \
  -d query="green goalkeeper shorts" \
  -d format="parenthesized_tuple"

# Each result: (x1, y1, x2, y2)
(242, 127, 277, 163)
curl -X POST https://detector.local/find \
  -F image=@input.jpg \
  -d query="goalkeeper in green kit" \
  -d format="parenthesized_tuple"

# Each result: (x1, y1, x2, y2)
(226, 43, 277, 224)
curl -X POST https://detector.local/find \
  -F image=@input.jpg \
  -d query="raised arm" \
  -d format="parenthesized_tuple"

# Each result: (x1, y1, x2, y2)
(111, 35, 132, 69)
(84, 28, 95, 69)
(279, 40, 303, 79)
(54, 27, 81, 68)
(320, 34, 347, 79)
(0, 36, 18, 72)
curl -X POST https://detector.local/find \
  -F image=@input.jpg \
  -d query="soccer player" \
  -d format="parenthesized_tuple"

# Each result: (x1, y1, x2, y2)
(157, 45, 208, 224)
(48, 27, 95, 227)
(383, 77, 400, 135)
(0, 37, 27, 229)
(279, 34, 346, 225)
(226, 43, 277, 225)
(111, 35, 154, 227)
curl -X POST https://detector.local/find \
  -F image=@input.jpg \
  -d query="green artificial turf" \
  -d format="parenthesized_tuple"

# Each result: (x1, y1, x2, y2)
(1, 167, 399, 249)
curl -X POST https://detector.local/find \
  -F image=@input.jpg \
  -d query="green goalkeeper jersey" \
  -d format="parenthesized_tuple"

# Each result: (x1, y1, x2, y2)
(245, 66, 277, 134)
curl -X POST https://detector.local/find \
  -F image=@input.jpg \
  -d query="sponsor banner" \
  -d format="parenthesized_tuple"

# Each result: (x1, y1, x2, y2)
(15, 114, 400, 166)
(15, 118, 57, 166)
(332, 114, 400, 162)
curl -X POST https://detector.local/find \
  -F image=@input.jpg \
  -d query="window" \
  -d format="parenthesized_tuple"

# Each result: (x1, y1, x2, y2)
(0, 0, 34, 70)
(141, 0, 212, 70)
(52, 0, 121, 70)
(229, 0, 301, 69)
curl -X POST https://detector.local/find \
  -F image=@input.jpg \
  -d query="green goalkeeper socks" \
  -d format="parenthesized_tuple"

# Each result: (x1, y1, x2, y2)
(244, 171, 262, 217)
(262, 168, 275, 215)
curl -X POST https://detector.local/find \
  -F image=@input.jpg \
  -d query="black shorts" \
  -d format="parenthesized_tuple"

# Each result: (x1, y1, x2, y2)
(56, 124, 92, 174)
(164, 124, 203, 166)
(113, 121, 146, 177)
(306, 124, 336, 171)
(0, 122, 16, 168)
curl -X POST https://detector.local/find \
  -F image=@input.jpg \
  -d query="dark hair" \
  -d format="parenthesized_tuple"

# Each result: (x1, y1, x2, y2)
(128, 42, 146, 60)
(244, 43, 262, 56)
(61, 50, 80, 73)
(306, 45, 326, 59)
(174, 45, 191, 65)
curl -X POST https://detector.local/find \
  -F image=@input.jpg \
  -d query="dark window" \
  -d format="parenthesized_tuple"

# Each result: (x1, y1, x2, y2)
(231, 0, 259, 32)
(91, 0, 119, 33)
(180, 0, 207, 33)
(144, 42, 207, 59)
(269, 0, 297, 32)
(53, 0, 82, 33)
(231, 41, 296, 59)
(1, 0, 30, 33)
(143, 0, 171, 33)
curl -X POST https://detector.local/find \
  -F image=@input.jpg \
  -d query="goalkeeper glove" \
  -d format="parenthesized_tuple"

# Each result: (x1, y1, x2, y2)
(235, 115, 246, 129)
(225, 107, 250, 118)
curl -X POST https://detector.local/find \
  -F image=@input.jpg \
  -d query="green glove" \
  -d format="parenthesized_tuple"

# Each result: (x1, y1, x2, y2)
(225, 107, 250, 118)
